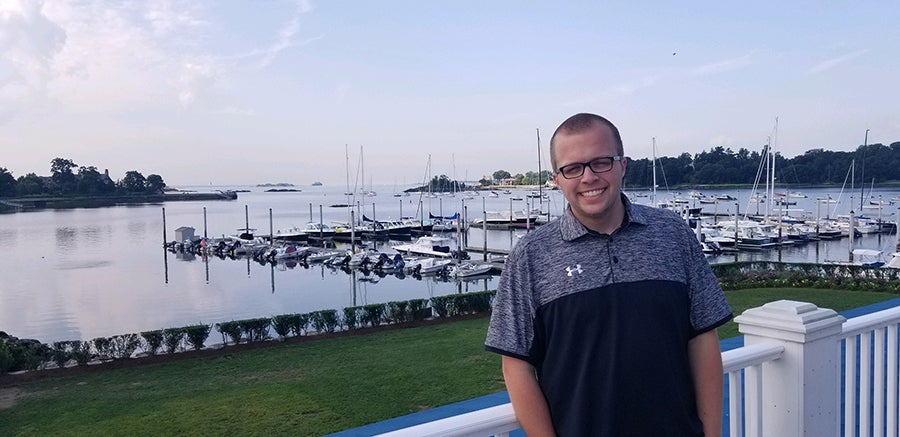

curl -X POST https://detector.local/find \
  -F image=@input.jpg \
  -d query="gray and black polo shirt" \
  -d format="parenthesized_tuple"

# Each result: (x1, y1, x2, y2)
(485, 194, 732, 436)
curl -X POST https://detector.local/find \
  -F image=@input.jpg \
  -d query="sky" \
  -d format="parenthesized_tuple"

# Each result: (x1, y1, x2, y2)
(2, 0, 899, 187)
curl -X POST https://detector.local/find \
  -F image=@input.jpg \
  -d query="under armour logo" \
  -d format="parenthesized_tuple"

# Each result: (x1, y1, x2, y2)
(565, 264, 583, 276)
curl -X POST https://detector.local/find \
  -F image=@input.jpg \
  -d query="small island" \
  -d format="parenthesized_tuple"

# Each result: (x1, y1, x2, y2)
(311, 181, 323, 186)
(264, 188, 302, 192)
(256, 182, 295, 187)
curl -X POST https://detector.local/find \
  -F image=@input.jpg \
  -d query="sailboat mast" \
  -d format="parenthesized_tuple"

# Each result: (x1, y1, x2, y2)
(651, 137, 657, 207)
(345, 145, 350, 196)
(860, 128, 869, 210)
(767, 117, 779, 222)
(536, 128, 543, 208)
(765, 137, 771, 221)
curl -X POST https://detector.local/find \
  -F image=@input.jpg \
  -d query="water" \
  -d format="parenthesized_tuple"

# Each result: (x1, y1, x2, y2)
(1, 184, 897, 344)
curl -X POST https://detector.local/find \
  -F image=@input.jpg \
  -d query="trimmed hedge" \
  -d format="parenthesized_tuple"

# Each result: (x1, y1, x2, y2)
(713, 261, 900, 292)
(2, 290, 497, 373)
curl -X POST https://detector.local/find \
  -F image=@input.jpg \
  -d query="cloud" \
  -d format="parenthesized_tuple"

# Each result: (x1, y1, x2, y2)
(254, 0, 317, 69)
(693, 54, 752, 76)
(1, 0, 323, 119)
(143, 0, 207, 37)
(0, 0, 67, 120)
(807, 49, 870, 75)
(178, 60, 220, 107)
(0, 0, 221, 113)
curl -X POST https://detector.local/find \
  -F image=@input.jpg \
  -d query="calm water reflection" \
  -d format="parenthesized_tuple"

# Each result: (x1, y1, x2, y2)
(1, 185, 897, 343)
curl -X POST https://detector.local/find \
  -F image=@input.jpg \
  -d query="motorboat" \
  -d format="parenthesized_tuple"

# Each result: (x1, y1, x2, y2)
(404, 257, 454, 275)
(272, 226, 309, 241)
(826, 249, 887, 267)
(392, 236, 455, 258)
(447, 262, 494, 278)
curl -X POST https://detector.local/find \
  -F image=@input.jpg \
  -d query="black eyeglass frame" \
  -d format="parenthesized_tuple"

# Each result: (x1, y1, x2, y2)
(556, 156, 624, 179)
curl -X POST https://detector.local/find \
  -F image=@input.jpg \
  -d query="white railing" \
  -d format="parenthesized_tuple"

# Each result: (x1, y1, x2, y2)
(721, 343, 785, 437)
(377, 301, 900, 437)
(841, 306, 900, 437)
(374, 404, 518, 437)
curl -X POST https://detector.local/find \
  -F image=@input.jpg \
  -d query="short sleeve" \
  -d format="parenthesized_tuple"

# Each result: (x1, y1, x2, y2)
(485, 242, 537, 362)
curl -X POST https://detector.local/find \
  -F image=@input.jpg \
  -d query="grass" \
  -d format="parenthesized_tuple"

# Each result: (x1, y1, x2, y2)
(1, 287, 897, 436)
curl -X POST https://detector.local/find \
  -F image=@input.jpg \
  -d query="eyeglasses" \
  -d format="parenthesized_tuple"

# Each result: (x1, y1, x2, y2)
(556, 156, 623, 179)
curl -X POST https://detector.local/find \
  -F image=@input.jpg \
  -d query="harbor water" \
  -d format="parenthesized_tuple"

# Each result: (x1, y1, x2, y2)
(1, 184, 898, 344)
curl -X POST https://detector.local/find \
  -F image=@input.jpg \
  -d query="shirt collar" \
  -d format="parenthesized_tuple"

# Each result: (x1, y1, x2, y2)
(559, 193, 648, 241)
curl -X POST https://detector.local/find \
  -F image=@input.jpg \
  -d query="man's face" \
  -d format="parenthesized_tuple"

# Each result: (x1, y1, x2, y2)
(551, 123, 626, 232)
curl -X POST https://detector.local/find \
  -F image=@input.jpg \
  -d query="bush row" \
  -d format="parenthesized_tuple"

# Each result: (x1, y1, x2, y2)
(1, 291, 496, 374)
(713, 261, 900, 292)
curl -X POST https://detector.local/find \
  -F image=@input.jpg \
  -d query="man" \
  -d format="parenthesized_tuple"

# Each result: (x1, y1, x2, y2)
(485, 113, 732, 436)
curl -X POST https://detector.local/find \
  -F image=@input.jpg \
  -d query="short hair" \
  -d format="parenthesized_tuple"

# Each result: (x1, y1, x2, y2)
(549, 113, 624, 171)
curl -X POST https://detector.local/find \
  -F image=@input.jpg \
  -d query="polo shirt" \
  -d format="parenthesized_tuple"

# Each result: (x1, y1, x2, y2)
(485, 195, 732, 436)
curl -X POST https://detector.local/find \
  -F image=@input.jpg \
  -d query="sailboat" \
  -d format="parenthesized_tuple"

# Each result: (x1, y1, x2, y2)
(343, 145, 353, 197)
(360, 145, 377, 197)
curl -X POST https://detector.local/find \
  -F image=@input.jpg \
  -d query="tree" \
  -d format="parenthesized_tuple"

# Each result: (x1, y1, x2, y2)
(50, 158, 78, 194)
(119, 171, 147, 193)
(76, 166, 114, 195)
(146, 174, 166, 194)
(16, 173, 45, 196)
(492, 170, 511, 182)
(0, 167, 16, 197)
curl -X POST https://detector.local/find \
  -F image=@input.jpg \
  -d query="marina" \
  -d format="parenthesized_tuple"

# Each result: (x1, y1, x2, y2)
(1, 184, 898, 345)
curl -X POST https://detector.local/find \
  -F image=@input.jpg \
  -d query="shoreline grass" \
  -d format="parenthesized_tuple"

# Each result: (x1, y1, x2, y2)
(1, 288, 897, 436)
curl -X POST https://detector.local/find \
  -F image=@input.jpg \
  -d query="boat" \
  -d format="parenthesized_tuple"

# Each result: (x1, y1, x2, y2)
(403, 257, 454, 275)
(447, 262, 494, 278)
(272, 226, 309, 242)
(392, 236, 455, 258)
(272, 244, 309, 261)
(826, 249, 887, 267)
(886, 253, 900, 269)
(305, 249, 345, 263)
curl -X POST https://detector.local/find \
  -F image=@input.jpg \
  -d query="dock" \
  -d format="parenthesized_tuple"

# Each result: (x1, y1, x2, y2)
(465, 246, 511, 257)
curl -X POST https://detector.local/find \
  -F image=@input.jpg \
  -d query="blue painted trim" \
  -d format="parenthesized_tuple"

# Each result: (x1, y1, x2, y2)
(334, 298, 900, 436)
(326, 392, 515, 436)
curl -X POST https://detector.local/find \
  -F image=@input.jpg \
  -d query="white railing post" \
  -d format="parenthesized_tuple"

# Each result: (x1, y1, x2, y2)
(734, 300, 847, 437)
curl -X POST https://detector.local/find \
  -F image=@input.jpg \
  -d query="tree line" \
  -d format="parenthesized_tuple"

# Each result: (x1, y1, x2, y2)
(485, 142, 900, 188)
(0, 158, 166, 198)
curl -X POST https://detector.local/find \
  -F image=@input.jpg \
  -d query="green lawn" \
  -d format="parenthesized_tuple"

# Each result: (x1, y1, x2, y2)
(0, 288, 896, 436)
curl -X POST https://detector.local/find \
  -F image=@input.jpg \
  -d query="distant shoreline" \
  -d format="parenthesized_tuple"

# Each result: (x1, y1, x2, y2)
(0, 191, 237, 213)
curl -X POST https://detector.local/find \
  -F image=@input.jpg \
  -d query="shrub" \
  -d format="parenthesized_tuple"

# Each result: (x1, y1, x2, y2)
(430, 295, 455, 318)
(183, 325, 212, 351)
(408, 299, 431, 320)
(141, 330, 164, 355)
(387, 301, 410, 323)
(50, 341, 71, 368)
(1, 339, 47, 372)
(310, 310, 338, 333)
(288, 313, 309, 337)
(163, 328, 185, 354)
(361, 304, 386, 327)
(457, 291, 494, 314)
(216, 321, 243, 345)
(92, 337, 113, 361)
(342, 307, 361, 330)
(108, 334, 141, 360)
(272, 315, 293, 339)
(238, 318, 271, 342)
(71, 341, 93, 365)
(0, 341, 13, 372)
